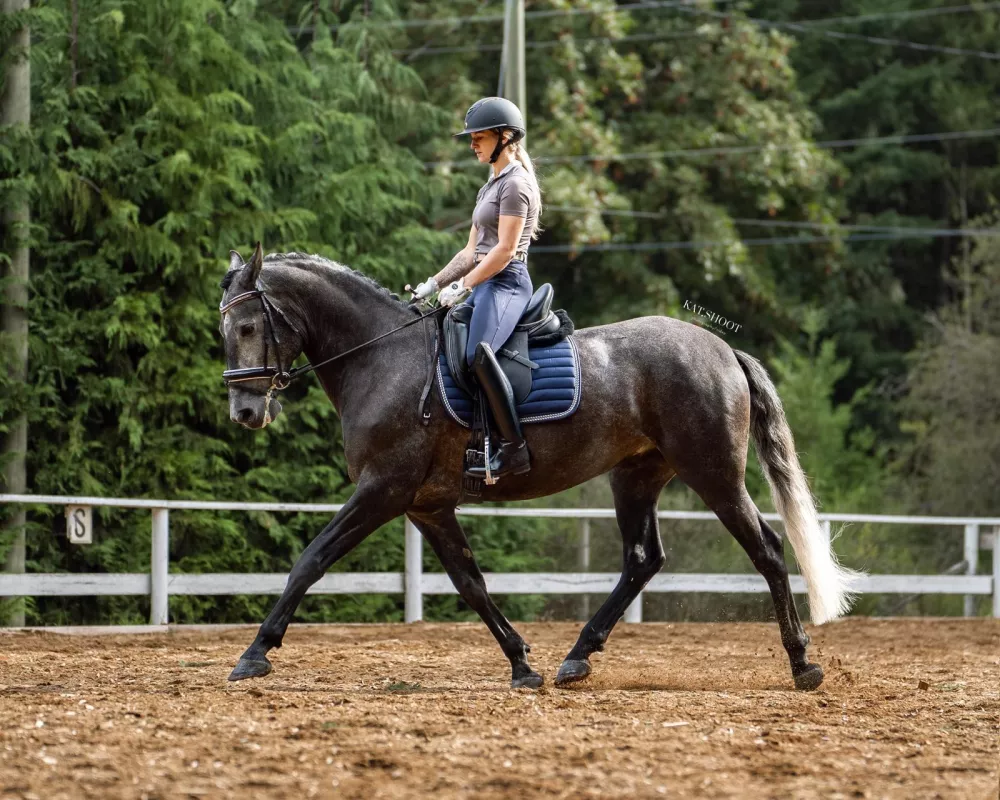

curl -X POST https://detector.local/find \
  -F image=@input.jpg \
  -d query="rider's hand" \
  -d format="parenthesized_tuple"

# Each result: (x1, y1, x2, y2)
(411, 276, 438, 301)
(438, 278, 470, 307)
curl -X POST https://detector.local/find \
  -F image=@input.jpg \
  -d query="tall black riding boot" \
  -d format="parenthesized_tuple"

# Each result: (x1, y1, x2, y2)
(466, 342, 531, 479)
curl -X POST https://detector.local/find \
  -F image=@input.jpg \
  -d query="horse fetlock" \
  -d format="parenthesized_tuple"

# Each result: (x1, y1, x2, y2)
(255, 631, 284, 652)
(502, 639, 532, 665)
(780, 632, 809, 655)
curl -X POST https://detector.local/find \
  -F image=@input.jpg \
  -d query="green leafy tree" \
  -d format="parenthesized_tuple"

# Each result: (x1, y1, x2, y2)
(900, 216, 1000, 519)
(752, 0, 1000, 437)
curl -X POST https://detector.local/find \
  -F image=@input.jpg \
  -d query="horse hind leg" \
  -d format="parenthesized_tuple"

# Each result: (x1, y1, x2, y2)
(689, 478, 821, 690)
(555, 451, 672, 686)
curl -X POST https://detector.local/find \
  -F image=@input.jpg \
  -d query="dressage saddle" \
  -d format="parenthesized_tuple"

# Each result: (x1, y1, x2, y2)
(443, 283, 563, 403)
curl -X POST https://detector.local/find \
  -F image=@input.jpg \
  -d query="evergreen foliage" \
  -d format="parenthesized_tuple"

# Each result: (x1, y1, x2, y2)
(1, 0, 996, 624)
(1, 0, 545, 624)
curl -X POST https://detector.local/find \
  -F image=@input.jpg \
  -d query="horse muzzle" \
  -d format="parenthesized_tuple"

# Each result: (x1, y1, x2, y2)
(229, 390, 283, 429)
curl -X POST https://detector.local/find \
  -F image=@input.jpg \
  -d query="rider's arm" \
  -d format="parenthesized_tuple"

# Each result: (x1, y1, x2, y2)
(433, 224, 478, 286)
(464, 214, 525, 288)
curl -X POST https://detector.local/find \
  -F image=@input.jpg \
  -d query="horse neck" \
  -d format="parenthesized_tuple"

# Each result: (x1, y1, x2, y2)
(273, 263, 416, 408)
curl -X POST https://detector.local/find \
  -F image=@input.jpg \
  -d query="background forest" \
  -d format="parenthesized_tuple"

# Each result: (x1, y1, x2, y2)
(1, 0, 997, 625)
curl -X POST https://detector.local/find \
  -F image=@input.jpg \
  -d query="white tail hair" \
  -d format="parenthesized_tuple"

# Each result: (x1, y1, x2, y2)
(734, 350, 863, 624)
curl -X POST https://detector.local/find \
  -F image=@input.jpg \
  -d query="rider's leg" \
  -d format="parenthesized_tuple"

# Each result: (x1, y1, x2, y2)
(467, 342, 531, 477)
(465, 262, 532, 477)
(464, 261, 532, 366)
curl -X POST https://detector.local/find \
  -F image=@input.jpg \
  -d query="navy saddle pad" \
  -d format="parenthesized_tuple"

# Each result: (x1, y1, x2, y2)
(436, 338, 581, 427)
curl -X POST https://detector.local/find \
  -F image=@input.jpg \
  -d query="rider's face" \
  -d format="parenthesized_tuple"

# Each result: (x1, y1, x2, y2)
(470, 130, 499, 163)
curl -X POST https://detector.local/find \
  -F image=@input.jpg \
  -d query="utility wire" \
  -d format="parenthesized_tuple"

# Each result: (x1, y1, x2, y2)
(393, 29, 699, 56)
(798, 2, 1000, 27)
(730, 218, 998, 236)
(394, 3, 1000, 59)
(547, 206, 996, 238)
(530, 229, 1000, 254)
(426, 127, 1000, 169)
(300, 0, 999, 34)
(291, 1, 741, 35)
(674, 5, 1000, 61)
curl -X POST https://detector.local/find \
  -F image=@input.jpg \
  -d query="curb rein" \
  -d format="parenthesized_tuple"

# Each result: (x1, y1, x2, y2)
(220, 284, 447, 424)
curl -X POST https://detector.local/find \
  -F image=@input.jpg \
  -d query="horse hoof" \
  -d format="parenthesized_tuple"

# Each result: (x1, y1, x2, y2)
(793, 664, 824, 691)
(555, 659, 591, 686)
(228, 657, 273, 682)
(511, 672, 544, 689)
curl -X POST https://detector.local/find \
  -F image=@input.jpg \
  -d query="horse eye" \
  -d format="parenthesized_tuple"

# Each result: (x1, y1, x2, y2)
(239, 323, 256, 337)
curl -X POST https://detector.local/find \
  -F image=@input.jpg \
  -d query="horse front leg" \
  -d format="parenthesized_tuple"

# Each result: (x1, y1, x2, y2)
(407, 506, 543, 689)
(228, 481, 412, 681)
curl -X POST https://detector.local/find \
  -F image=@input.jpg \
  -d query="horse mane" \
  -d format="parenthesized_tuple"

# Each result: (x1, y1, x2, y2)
(219, 251, 405, 307)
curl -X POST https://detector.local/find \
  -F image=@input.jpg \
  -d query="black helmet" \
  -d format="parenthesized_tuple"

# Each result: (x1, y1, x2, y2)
(454, 97, 526, 146)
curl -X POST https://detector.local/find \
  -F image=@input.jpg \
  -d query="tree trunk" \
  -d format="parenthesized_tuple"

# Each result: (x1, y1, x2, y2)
(1, 0, 31, 627)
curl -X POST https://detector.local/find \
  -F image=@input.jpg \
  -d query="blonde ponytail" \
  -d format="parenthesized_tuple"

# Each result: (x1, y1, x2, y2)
(509, 137, 543, 239)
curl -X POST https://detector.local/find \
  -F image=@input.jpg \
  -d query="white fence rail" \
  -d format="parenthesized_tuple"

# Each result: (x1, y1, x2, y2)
(1, 494, 998, 625)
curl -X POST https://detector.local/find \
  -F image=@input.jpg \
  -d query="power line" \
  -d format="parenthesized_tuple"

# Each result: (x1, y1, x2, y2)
(675, 6, 1000, 61)
(799, 2, 1000, 27)
(547, 207, 998, 238)
(730, 218, 995, 236)
(426, 127, 1000, 169)
(292, 1, 740, 35)
(394, 29, 697, 57)
(547, 205, 665, 219)
(299, 0, 998, 35)
(394, 4, 1000, 59)
(530, 229, 1000, 254)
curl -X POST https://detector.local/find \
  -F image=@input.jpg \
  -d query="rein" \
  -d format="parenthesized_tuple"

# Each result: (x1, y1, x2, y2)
(220, 284, 448, 391)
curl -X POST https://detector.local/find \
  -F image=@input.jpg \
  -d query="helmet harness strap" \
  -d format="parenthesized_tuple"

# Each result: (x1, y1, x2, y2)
(488, 128, 507, 164)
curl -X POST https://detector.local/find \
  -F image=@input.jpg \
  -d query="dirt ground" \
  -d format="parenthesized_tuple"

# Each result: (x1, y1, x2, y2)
(0, 619, 997, 800)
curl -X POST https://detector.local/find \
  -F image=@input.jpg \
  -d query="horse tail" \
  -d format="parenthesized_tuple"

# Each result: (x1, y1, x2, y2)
(733, 349, 860, 624)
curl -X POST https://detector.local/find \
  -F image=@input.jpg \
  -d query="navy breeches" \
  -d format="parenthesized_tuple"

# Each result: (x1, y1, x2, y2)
(465, 260, 533, 365)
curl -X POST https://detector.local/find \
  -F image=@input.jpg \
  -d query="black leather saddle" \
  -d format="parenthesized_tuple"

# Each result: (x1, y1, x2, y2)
(443, 283, 563, 403)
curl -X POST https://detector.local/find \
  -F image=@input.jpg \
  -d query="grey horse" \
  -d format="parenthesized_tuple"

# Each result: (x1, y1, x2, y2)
(220, 245, 858, 691)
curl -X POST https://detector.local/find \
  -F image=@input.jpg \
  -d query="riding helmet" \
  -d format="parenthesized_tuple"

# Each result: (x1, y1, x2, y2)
(454, 97, 526, 142)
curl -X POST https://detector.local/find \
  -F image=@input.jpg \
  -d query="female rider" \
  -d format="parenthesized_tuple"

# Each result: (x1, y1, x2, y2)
(412, 97, 542, 479)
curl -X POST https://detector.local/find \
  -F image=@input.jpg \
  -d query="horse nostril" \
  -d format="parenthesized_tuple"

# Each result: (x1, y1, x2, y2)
(235, 408, 255, 425)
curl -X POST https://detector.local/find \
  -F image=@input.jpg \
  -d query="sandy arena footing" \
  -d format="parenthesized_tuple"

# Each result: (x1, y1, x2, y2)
(0, 618, 997, 799)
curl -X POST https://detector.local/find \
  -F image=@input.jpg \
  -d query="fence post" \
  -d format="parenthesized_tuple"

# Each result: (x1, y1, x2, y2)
(150, 508, 169, 626)
(993, 528, 1000, 619)
(404, 518, 423, 623)
(578, 518, 590, 620)
(625, 594, 642, 623)
(964, 523, 979, 617)
(820, 518, 832, 548)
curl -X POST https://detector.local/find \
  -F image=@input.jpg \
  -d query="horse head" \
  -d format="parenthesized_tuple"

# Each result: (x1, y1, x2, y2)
(219, 243, 305, 429)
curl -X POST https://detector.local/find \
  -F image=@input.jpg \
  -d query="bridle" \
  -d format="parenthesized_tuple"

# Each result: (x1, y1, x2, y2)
(220, 282, 448, 392)
(219, 286, 301, 390)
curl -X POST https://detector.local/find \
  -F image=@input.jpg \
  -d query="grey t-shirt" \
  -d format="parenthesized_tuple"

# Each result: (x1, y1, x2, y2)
(472, 162, 539, 257)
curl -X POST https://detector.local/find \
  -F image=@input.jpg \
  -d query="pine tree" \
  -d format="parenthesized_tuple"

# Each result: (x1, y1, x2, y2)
(0, 0, 481, 624)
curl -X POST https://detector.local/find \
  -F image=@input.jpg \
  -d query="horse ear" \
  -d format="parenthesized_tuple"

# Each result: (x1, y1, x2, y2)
(247, 241, 264, 285)
(229, 250, 244, 271)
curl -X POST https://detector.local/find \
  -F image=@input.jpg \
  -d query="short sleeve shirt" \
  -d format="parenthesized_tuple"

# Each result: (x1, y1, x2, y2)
(472, 162, 539, 257)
